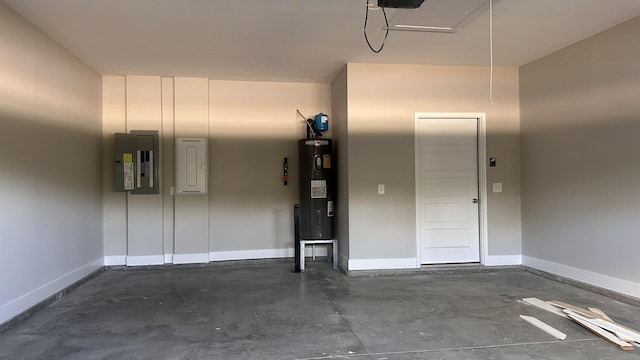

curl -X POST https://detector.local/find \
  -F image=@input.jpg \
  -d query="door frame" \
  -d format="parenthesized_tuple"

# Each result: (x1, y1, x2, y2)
(414, 112, 488, 267)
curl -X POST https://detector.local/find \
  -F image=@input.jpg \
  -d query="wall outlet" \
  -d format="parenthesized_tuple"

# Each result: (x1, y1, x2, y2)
(492, 183, 503, 193)
(378, 184, 385, 195)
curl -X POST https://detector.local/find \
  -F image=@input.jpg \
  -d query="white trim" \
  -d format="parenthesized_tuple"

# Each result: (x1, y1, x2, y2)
(484, 255, 522, 266)
(104, 255, 126, 266)
(348, 258, 417, 271)
(414, 112, 488, 267)
(523, 256, 640, 299)
(164, 254, 174, 264)
(173, 253, 209, 264)
(210, 248, 294, 262)
(126, 255, 164, 266)
(0, 257, 103, 324)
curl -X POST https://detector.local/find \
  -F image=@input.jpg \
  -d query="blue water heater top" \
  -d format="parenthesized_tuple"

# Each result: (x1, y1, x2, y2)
(314, 113, 329, 132)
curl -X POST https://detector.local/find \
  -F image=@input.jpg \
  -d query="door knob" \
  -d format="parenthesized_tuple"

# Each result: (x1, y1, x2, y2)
(472, 198, 479, 204)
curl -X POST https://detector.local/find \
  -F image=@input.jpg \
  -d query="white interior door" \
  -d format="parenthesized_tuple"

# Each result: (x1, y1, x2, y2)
(417, 118, 480, 264)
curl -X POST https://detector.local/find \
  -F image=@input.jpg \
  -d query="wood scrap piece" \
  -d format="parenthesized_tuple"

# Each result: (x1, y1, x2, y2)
(522, 298, 568, 318)
(519, 315, 567, 340)
(566, 312, 634, 351)
(547, 300, 603, 319)
(548, 300, 640, 340)
(590, 318, 640, 343)
(590, 314, 640, 339)
(564, 309, 636, 343)
(588, 307, 613, 322)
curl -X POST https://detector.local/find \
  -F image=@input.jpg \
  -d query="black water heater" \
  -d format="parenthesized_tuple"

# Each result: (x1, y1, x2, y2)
(298, 139, 334, 239)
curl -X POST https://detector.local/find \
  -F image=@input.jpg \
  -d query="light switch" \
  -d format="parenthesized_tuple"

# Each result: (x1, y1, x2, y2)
(378, 184, 385, 195)
(492, 183, 503, 193)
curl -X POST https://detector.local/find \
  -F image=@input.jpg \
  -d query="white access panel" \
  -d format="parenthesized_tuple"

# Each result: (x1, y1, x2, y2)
(176, 138, 208, 194)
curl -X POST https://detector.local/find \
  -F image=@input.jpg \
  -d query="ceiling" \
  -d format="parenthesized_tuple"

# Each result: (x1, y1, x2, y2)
(5, 0, 640, 83)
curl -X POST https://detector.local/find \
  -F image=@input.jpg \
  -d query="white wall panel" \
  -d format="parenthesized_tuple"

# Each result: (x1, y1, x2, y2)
(102, 76, 127, 260)
(174, 77, 209, 260)
(125, 76, 163, 261)
(161, 77, 175, 261)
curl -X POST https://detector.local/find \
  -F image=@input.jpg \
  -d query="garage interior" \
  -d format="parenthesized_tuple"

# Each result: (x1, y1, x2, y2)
(1, 1, 640, 359)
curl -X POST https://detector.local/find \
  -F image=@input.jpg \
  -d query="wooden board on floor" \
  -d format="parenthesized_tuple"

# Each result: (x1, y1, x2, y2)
(519, 315, 567, 340)
(566, 312, 634, 351)
(523, 298, 568, 318)
(551, 301, 640, 340)
(588, 307, 613, 322)
(564, 309, 636, 343)
(547, 300, 603, 319)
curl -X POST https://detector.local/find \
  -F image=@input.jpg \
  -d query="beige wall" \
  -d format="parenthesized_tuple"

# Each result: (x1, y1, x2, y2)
(520, 16, 640, 296)
(343, 63, 521, 267)
(102, 77, 331, 263)
(0, 2, 103, 323)
(208, 80, 331, 256)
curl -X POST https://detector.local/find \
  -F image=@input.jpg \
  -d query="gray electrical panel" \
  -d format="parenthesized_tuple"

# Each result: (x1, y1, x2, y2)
(114, 130, 159, 194)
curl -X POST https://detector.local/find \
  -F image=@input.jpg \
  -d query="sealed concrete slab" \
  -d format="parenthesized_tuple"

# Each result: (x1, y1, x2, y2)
(1, 262, 639, 359)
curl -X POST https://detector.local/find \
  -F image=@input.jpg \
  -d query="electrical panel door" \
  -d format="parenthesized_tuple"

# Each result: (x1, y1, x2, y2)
(176, 138, 208, 194)
(114, 130, 160, 194)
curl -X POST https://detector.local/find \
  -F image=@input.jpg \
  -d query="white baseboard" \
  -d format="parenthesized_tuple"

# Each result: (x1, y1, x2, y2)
(104, 255, 126, 266)
(0, 257, 103, 324)
(523, 256, 640, 299)
(484, 255, 522, 266)
(173, 253, 209, 264)
(348, 257, 418, 271)
(210, 248, 293, 262)
(126, 255, 164, 266)
(105, 254, 174, 266)
(109, 249, 296, 266)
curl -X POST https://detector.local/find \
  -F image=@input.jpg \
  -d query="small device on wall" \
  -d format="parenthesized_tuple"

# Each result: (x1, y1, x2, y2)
(297, 109, 330, 140)
(489, 157, 497, 167)
(114, 130, 159, 194)
(283, 157, 289, 186)
(176, 138, 208, 194)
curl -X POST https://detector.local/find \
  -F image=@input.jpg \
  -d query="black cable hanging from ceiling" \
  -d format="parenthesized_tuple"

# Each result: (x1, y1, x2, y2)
(364, 0, 389, 53)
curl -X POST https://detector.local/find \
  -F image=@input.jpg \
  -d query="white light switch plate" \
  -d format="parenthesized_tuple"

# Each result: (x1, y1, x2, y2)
(492, 183, 503, 193)
(378, 184, 385, 195)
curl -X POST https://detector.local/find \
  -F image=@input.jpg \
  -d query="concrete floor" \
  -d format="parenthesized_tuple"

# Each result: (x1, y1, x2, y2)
(1, 262, 640, 360)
